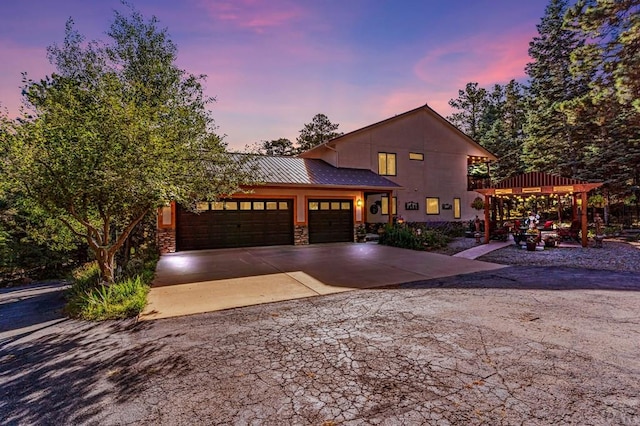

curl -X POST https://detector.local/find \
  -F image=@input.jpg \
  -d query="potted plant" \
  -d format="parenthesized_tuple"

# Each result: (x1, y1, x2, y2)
(356, 224, 367, 243)
(525, 229, 539, 251)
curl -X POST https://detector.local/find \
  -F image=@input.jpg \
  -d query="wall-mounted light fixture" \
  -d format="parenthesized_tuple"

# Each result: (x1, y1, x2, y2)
(356, 199, 363, 207)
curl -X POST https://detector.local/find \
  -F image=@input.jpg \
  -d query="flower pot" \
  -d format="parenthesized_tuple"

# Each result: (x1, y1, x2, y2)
(526, 242, 537, 251)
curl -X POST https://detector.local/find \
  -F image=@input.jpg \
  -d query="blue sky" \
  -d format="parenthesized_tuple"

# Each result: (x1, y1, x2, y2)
(0, 0, 549, 150)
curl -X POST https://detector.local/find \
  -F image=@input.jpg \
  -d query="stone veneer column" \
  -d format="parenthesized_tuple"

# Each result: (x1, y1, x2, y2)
(157, 228, 176, 253)
(294, 225, 309, 245)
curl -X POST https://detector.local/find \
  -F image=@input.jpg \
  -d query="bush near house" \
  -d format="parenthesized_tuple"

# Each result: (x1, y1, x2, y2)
(65, 255, 157, 320)
(379, 223, 451, 251)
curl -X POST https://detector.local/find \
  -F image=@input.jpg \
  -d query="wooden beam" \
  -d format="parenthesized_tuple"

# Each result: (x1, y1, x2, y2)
(484, 195, 491, 244)
(581, 192, 588, 247)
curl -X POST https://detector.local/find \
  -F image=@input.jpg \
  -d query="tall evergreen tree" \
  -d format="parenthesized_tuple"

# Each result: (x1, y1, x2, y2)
(447, 82, 488, 141)
(296, 113, 343, 153)
(480, 80, 527, 182)
(564, 0, 640, 194)
(523, 0, 593, 178)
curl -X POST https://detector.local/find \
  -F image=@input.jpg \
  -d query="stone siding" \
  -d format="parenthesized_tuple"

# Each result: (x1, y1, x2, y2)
(157, 228, 176, 253)
(294, 225, 309, 245)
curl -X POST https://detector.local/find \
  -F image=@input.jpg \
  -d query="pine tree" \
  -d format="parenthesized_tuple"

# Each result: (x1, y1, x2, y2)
(523, 0, 593, 178)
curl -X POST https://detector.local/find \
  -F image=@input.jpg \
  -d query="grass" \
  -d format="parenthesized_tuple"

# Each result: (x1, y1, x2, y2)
(65, 259, 156, 320)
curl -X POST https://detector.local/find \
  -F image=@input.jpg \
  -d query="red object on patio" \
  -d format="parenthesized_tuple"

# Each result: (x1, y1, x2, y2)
(475, 172, 603, 247)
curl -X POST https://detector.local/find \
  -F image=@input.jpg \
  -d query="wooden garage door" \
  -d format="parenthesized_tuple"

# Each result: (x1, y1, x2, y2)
(308, 200, 353, 244)
(176, 199, 293, 251)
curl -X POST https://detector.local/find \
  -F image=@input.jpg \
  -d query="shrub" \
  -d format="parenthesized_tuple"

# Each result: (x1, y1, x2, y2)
(65, 258, 156, 320)
(379, 224, 450, 251)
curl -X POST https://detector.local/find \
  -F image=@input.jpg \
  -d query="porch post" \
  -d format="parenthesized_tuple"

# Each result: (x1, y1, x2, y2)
(484, 195, 491, 243)
(387, 190, 393, 225)
(581, 191, 588, 247)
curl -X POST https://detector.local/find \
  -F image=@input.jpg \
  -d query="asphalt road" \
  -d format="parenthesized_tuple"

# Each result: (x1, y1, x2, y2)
(1, 266, 640, 425)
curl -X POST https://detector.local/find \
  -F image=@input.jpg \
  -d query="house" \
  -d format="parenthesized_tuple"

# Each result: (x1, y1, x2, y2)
(157, 104, 496, 253)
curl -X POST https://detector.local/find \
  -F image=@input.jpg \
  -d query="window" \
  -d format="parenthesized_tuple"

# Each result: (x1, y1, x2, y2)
(341, 202, 351, 210)
(320, 202, 330, 210)
(278, 202, 289, 210)
(378, 153, 397, 176)
(225, 201, 238, 210)
(253, 201, 265, 210)
(392, 197, 397, 215)
(331, 202, 341, 210)
(212, 202, 224, 210)
(409, 152, 424, 161)
(426, 197, 440, 215)
(309, 202, 319, 210)
(240, 201, 252, 210)
(453, 198, 461, 219)
(381, 197, 389, 215)
(196, 202, 209, 212)
(266, 202, 278, 210)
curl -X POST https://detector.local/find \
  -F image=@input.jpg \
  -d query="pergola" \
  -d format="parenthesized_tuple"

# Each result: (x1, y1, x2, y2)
(475, 172, 603, 247)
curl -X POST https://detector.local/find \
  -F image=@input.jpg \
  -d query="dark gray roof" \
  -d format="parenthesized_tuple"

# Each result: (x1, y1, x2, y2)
(238, 155, 400, 189)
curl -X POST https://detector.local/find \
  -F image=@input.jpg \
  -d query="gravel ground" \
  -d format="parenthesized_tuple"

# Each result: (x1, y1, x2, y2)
(478, 238, 640, 272)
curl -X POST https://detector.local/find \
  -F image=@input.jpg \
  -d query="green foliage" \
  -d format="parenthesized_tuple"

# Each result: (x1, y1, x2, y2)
(447, 82, 487, 141)
(471, 197, 485, 211)
(523, 0, 594, 178)
(1, 6, 257, 283)
(296, 113, 343, 153)
(65, 258, 155, 320)
(251, 138, 295, 156)
(379, 224, 450, 251)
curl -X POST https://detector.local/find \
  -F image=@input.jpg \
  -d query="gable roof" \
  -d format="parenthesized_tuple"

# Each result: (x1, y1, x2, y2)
(298, 103, 497, 160)
(237, 154, 401, 190)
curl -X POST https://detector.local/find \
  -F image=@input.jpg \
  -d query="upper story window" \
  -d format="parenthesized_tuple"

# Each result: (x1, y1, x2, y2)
(409, 152, 424, 161)
(378, 152, 397, 176)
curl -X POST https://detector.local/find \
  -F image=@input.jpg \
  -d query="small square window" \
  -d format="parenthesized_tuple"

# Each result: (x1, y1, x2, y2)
(240, 201, 252, 210)
(225, 201, 238, 210)
(253, 201, 265, 210)
(212, 202, 224, 210)
(409, 152, 424, 161)
(266, 202, 278, 210)
(320, 202, 330, 210)
(341, 202, 351, 210)
(331, 202, 341, 210)
(278, 201, 289, 210)
(309, 202, 319, 210)
(196, 202, 209, 212)
(426, 197, 440, 215)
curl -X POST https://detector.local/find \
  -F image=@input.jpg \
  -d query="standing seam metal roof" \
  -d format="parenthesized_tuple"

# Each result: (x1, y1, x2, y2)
(237, 155, 400, 188)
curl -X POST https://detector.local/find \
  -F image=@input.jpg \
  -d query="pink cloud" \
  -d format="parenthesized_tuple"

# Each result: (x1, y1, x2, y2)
(195, 0, 306, 33)
(414, 29, 534, 89)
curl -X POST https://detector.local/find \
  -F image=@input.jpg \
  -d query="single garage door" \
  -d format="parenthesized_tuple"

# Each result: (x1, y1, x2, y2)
(308, 200, 353, 244)
(176, 199, 293, 251)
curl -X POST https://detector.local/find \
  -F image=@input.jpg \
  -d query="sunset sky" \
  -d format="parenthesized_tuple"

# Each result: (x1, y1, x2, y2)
(0, 0, 549, 150)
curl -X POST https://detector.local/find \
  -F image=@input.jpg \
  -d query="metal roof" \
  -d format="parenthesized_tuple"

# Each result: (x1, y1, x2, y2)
(237, 155, 400, 189)
(493, 172, 594, 189)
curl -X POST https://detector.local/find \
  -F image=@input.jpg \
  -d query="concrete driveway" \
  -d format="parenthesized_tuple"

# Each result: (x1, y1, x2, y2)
(141, 243, 505, 320)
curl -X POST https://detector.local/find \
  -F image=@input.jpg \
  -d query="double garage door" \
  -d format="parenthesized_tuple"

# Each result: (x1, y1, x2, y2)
(177, 199, 293, 251)
(176, 198, 354, 251)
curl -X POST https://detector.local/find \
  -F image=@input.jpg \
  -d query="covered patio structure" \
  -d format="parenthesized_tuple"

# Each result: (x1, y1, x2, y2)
(475, 172, 603, 247)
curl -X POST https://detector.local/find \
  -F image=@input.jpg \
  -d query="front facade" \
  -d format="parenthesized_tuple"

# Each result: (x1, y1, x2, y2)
(299, 104, 496, 224)
(158, 104, 496, 253)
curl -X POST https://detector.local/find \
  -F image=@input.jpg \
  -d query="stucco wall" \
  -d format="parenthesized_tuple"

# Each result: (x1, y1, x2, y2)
(308, 108, 492, 223)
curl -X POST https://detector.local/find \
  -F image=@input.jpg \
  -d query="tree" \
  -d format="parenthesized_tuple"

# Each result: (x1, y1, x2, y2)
(447, 82, 488, 141)
(1, 8, 255, 283)
(253, 138, 295, 156)
(296, 113, 343, 153)
(563, 0, 640, 194)
(479, 80, 527, 182)
(522, 0, 594, 178)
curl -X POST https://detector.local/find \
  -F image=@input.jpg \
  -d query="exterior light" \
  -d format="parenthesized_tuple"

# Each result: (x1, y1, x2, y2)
(356, 199, 363, 207)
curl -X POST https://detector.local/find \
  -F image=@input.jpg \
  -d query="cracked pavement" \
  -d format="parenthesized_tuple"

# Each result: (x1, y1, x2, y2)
(1, 266, 640, 425)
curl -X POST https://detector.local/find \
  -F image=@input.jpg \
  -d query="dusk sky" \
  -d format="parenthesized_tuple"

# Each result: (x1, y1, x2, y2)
(0, 0, 549, 150)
